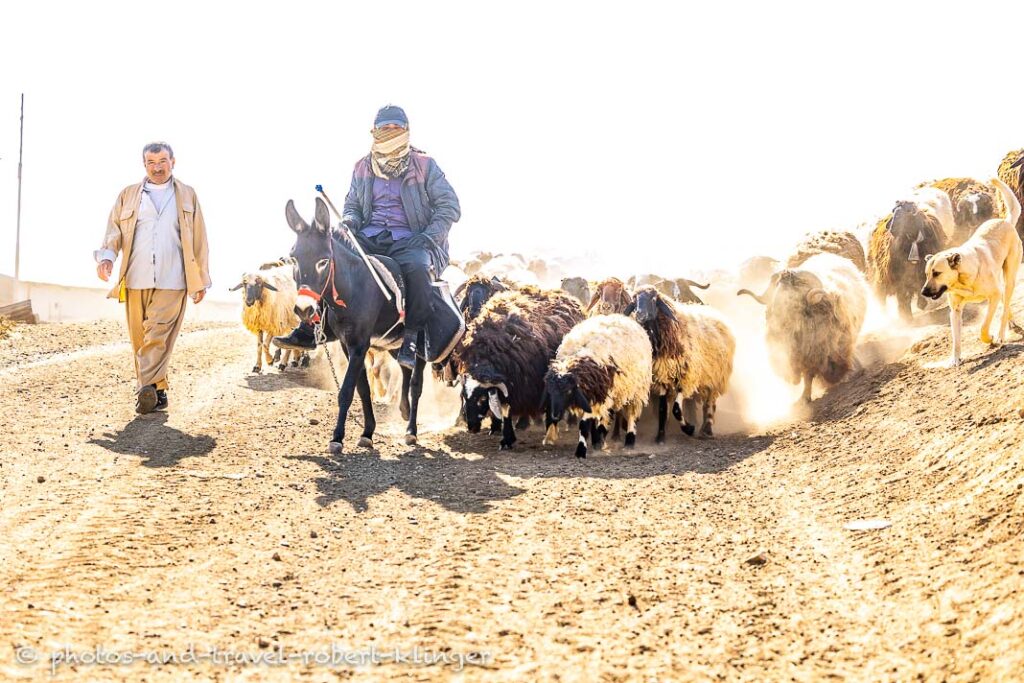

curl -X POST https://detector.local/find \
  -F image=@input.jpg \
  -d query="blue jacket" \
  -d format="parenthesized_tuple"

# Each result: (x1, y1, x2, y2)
(341, 151, 461, 271)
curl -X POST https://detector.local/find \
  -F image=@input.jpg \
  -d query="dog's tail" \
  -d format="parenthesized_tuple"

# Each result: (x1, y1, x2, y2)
(991, 177, 1021, 231)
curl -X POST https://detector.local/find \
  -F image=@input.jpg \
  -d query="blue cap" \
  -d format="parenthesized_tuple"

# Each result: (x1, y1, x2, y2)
(374, 104, 408, 129)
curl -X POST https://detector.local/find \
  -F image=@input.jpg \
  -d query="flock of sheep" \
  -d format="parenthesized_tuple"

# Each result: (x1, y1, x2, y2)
(232, 148, 1024, 456)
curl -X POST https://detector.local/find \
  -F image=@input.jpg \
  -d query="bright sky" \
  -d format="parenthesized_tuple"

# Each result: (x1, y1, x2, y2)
(1, 1, 1021, 300)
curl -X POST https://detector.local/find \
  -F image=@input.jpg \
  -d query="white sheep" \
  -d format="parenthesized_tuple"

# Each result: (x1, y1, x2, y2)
(738, 253, 868, 402)
(542, 314, 653, 457)
(231, 261, 302, 373)
(627, 286, 735, 440)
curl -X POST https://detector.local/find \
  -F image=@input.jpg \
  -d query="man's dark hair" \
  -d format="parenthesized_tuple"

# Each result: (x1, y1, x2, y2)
(142, 141, 174, 160)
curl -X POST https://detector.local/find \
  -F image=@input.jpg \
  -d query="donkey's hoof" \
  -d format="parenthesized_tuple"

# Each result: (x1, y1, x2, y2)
(357, 436, 373, 448)
(404, 434, 418, 446)
(328, 441, 344, 455)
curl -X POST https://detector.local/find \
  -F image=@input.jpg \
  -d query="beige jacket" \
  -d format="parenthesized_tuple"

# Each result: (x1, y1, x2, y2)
(99, 177, 212, 299)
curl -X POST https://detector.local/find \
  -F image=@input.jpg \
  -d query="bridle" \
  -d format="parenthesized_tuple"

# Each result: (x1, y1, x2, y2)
(296, 236, 347, 323)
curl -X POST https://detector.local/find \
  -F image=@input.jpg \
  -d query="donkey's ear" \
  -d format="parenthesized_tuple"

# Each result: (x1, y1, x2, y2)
(314, 197, 331, 234)
(285, 200, 308, 234)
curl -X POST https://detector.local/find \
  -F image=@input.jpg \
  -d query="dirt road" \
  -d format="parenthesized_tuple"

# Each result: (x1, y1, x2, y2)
(1, 311, 1022, 681)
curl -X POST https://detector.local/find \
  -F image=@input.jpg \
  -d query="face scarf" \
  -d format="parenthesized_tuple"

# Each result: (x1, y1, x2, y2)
(370, 126, 411, 179)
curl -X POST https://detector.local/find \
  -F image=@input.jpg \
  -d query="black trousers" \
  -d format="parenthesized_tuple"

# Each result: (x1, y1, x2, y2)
(357, 231, 434, 330)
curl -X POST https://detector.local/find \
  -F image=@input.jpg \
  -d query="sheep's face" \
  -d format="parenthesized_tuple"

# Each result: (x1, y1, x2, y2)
(462, 375, 508, 433)
(921, 251, 961, 300)
(229, 275, 278, 307)
(771, 270, 828, 315)
(588, 279, 632, 315)
(956, 193, 993, 228)
(543, 372, 591, 423)
(285, 198, 332, 322)
(462, 277, 505, 319)
(887, 201, 928, 262)
(630, 286, 675, 325)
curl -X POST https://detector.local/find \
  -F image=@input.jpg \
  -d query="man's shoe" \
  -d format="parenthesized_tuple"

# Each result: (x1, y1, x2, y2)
(154, 389, 168, 412)
(136, 384, 158, 414)
(273, 323, 317, 351)
(396, 329, 419, 369)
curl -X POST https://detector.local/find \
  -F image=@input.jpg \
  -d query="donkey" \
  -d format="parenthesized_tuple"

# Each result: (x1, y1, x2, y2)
(286, 197, 427, 454)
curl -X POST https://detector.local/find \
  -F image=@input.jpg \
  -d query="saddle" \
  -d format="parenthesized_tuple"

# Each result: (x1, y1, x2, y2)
(368, 255, 465, 364)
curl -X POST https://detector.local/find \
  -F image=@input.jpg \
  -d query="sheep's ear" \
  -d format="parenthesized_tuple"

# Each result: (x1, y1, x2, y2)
(884, 214, 894, 233)
(623, 300, 637, 316)
(947, 252, 961, 269)
(263, 282, 278, 292)
(539, 386, 550, 413)
(285, 200, 309, 234)
(314, 197, 331, 234)
(586, 290, 601, 313)
(572, 386, 592, 414)
(619, 289, 633, 310)
(805, 288, 827, 306)
(656, 297, 677, 321)
(453, 281, 468, 301)
(229, 282, 244, 291)
(490, 276, 507, 291)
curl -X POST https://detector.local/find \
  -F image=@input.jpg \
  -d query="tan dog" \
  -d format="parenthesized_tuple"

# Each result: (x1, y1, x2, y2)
(921, 178, 1023, 366)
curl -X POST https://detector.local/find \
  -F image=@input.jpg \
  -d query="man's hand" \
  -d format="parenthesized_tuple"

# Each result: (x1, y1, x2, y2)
(97, 260, 113, 282)
(192, 289, 206, 304)
(407, 234, 435, 252)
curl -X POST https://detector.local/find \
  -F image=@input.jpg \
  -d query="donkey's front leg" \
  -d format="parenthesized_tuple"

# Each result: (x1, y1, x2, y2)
(404, 356, 427, 446)
(330, 342, 369, 455)
(354, 360, 376, 449)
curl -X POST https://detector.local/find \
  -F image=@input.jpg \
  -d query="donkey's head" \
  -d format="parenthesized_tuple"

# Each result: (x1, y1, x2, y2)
(285, 197, 332, 322)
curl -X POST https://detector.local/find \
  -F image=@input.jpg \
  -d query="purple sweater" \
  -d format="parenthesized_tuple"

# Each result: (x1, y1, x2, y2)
(360, 176, 412, 240)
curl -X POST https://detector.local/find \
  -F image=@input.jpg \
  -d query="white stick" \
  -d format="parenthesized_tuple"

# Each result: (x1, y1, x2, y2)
(317, 188, 395, 304)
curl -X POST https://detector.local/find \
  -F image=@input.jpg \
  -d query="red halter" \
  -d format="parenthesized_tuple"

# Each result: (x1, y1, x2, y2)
(296, 237, 347, 323)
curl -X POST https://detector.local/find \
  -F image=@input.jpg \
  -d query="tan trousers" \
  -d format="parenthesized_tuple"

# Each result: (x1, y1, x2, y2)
(125, 289, 188, 391)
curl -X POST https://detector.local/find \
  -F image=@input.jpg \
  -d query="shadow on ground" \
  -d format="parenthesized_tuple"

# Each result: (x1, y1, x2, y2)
(88, 413, 216, 467)
(289, 430, 775, 514)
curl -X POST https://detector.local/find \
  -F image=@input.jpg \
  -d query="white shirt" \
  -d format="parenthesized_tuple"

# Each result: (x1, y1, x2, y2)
(125, 179, 187, 290)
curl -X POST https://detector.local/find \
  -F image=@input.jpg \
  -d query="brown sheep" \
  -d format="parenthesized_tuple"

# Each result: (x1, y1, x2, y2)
(997, 149, 1024, 241)
(586, 277, 632, 316)
(458, 288, 585, 449)
(787, 230, 867, 273)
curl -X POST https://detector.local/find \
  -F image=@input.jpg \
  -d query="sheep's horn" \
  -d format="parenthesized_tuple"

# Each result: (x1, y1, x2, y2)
(1010, 156, 1024, 170)
(684, 279, 710, 290)
(736, 288, 767, 305)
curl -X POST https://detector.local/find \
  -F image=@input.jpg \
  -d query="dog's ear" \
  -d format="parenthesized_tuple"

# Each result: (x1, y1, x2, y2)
(924, 253, 934, 263)
(947, 252, 961, 269)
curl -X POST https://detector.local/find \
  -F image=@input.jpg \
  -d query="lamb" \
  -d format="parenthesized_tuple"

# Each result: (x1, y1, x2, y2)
(457, 287, 585, 449)
(787, 230, 868, 272)
(738, 253, 868, 402)
(867, 192, 949, 321)
(586, 277, 633, 316)
(626, 287, 735, 440)
(542, 314, 653, 457)
(231, 260, 306, 373)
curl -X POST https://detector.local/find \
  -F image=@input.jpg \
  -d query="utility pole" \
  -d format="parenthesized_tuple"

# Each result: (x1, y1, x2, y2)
(15, 93, 24, 283)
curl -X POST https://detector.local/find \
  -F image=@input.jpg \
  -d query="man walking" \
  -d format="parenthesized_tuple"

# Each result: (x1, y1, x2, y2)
(95, 142, 211, 414)
(275, 105, 461, 368)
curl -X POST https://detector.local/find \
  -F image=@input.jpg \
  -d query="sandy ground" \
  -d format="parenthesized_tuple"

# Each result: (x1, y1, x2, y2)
(1, 299, 1022, 682)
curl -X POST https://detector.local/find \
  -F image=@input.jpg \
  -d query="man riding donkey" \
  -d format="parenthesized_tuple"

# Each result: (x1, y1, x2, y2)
(275, 105, 461, 369)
